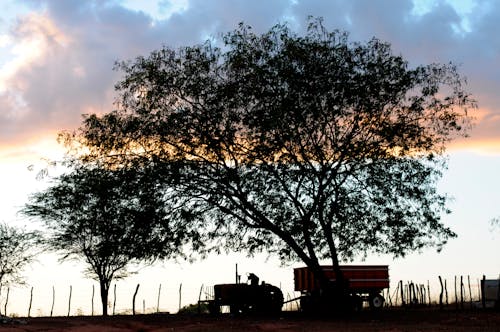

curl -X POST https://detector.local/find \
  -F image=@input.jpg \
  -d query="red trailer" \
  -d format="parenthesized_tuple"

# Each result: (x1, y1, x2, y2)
(294, 265, 390, 311)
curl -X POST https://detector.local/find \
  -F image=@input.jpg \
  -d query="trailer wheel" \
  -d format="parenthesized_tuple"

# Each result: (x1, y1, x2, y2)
(369, 294, 385, 309)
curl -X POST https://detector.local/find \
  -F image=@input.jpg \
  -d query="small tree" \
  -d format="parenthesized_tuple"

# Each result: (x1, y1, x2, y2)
(23, 162, 200, 316)
(64, 19, 475, 304)
(0, 222, 40, 290)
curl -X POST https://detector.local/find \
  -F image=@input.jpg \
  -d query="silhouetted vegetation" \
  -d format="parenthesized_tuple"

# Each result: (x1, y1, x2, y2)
(0, 222, 41, 288)
(22, 162, 201, 316)
(60, 18, 475, 300)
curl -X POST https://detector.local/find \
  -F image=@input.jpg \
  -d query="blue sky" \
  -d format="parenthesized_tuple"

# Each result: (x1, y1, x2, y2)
(0, 0, 499, 315)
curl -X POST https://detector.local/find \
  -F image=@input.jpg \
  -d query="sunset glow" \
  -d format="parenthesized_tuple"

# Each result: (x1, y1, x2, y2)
(0, 0, 499, 317)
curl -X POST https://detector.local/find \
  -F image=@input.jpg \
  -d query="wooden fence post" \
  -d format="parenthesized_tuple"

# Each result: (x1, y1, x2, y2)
(427, 280, 431, 306)
(477, 278, 481, 303)
(445, 279, 449, 306)
(67, 285, 72, 317)
(410, 282, 417, 305)
(460, 276, 464, 309)
(389, 288, 392, 306)
(50, 286, 55, 317)
(439, 276, 444, 309)
(91, 285, 95, 316)
(113, 284, 117, 316)
(399, 280, 405, 307)
(481, 275, 486, 309)
(405, 283, 409, 306)
(467, 276, 472, 307)
(4, 287, 9, 316)
(421, 285, 426, 305)
(28, 287, 34, 318)
(393, 281, 399, 306)
(197, 284, 204, 314)
(178, 283, 183, 312)
(157, 284, 162, 313)
(497, 275, 500, 309)
(132, 284, 140, 315)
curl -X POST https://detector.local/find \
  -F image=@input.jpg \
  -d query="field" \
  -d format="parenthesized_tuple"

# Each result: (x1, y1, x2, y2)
(1, 309, 500, 331)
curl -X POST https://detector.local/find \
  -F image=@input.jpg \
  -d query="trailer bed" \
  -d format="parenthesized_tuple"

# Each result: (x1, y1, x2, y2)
(294, 265, 389, 292)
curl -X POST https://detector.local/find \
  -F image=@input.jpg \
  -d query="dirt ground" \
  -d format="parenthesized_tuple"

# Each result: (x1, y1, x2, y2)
(1, 309, 499, 332)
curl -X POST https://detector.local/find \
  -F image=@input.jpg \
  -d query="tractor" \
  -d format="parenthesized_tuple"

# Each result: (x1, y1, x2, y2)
(205, 273, 283, 315)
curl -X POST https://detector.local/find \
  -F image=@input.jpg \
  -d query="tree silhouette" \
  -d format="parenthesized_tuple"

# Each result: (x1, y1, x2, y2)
(64, 19, 475, 305)
(23, 162, 200, 316)
(0, 223, 41, 289)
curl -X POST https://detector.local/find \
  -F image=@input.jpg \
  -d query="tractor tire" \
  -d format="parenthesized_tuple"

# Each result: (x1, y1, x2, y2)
(256, 284, 284, 314)
(369, 293, 385, 310)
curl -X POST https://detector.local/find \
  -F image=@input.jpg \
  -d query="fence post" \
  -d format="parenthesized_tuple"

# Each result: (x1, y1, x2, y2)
(28, 287, 34, 318)
(157, 284, 162, 313)
(386, 287, 392, 307)
(410, 282, 417, 305)
(439, 276, 444, 309)
(406, 283, 410, 306)
(445, 279, 449, 306)
(113, 284, 117, 315)
(132, 284, 140, 315)
(497, 275, 500, 309)
(427, 280, 431, 306)
(477, 278, 481, 303)
(481, 275, 486, 309)
(50, 286, 55, 317)
(460, 276, 464, 309)
(399, 280, 405, 307)
(67, 285, 72, 317)
(4, 287, 9, 316)
(197, 284, 204, 314)
(393, 282, 398, 306)
(467, 276, 472, 308)
(178, 283, 183, 312)
(90, 285, 95, 316)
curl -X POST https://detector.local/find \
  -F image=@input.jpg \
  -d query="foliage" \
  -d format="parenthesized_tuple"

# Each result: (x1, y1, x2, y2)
(491, 218, 500, 231)
(63, 19, 475, 286)
(0, 222, 41, 288)
(22, 161, 201, 315)
(178, 302, 209, 315)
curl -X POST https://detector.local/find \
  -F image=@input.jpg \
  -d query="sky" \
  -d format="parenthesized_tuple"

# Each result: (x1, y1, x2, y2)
(0, 0, 500, 316)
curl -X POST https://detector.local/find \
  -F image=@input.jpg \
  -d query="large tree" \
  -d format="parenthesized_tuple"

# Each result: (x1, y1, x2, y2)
(23, 162, 200, 316)
(65, 19, 475, 300)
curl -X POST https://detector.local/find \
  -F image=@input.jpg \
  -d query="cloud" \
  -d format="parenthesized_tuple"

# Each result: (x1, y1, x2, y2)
(0, 2, 151, 144)
(1, 0, 499, 152)
(0, 0, 295, 146)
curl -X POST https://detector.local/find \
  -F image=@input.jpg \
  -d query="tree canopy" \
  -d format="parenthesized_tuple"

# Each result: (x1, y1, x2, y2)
(64, 19, 475, 288)
(0, 222, 41, 288)
(23, 162, 201, 315)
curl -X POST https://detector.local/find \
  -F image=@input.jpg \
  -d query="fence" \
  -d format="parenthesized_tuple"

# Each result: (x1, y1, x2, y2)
(0, 281, 189, 317)
(0, 274, 498, 317)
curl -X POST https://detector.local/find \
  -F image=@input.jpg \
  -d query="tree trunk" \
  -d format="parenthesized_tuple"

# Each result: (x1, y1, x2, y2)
(100, 280, 109, 316)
